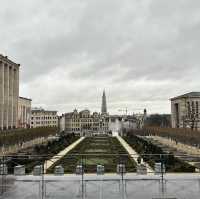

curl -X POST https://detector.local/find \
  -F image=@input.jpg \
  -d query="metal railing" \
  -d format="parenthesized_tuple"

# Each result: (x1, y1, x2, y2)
(1, 154, 200, 199)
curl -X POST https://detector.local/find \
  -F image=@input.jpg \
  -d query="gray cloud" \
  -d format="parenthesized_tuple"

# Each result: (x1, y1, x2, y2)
(1, 0, 200, 114)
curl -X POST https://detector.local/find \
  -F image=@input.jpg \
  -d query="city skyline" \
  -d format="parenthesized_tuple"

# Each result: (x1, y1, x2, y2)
(1, 0, 200, 114)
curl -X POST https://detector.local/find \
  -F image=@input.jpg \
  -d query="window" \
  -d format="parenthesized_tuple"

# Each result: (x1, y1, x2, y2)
(192, 101, 195, 115)
(187, 102, 190, 117)
(196, 101, 199, 117)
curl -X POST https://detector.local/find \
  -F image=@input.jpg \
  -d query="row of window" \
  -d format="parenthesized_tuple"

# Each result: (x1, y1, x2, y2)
(32, 116, 57, 120)
(31, 125, 57, 127)
(67, 127, 109, 131)
(31, 121, 57, 124)
(32, 112, 57, 116)
(187, 101, 199, 116)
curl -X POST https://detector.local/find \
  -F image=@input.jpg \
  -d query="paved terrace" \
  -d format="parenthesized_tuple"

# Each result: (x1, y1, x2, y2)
(1, 174, 200, 199)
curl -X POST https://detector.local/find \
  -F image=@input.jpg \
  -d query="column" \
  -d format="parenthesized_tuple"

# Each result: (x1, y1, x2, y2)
(0, 61, 4, 130)
(8, 66, 14, 128)
(13, 66, 19, 128)
(3, 64, 9, 129)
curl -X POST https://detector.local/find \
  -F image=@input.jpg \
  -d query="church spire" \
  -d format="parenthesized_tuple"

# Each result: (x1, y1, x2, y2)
(101, 90, 107, 114)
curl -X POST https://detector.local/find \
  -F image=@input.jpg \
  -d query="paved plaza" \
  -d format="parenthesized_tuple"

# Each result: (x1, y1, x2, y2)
(1, 174, 200, 199)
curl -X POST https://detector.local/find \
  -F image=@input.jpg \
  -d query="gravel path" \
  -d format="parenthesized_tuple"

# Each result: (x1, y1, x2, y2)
(116, 135, 154, 173)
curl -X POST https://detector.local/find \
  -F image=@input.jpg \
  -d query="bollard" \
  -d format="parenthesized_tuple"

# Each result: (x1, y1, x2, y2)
(137, 164, 147, 175)
(14, 165, 25, 176)
(0, 164, 8, 175)
(33, 165, 43, 176)
(97, 165, 104, 175)
(54, 165, 64, 176)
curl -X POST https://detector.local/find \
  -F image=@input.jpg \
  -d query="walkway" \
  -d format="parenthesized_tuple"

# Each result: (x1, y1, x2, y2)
(44, 137, 85, 173)
(116, 135, 153, 173)
(0, 136, 53, 155)
(147, 136, 200, 171)
(149, 136, 200, 155)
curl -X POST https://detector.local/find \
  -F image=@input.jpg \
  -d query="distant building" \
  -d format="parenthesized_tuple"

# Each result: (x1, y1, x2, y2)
(58, 114, 65, 131)
(0, 54, 20, 130)
(31, 108, 58, 128)
(108, 115, 123, 134)
(109, 115, 138, 135)
(135, 109, 147, 129)
(171, 92, 200, 130)
(18, 97, 32, 128)
(60, 90, 109, 135)
(63, 109, 109, 135)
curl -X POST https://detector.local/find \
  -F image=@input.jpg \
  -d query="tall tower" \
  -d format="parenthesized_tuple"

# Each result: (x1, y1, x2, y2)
(101, 90, 107, 114)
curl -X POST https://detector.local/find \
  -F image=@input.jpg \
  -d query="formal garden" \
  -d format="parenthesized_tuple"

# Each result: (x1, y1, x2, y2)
(130, 127, 200, 147)
(3, 133, 79, 173)
(0, 127, 59, 147)
(47, 135, 137, 173)
(124, 133, 196, 172)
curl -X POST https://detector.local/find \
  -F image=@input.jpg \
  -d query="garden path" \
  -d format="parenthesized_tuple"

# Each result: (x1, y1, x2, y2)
(116, 135, 154, 173)
(0, 137, 53, 155)
(148, 136, 200, 170)
(44, 137, 85, 173)
(149, 136, 200, 155)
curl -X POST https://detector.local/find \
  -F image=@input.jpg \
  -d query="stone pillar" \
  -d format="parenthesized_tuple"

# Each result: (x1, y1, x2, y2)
(0, 61, 4, 130)
(8, 66, 14, 128)
(13, 67, 19, 128)
(3, 64, 9, 129)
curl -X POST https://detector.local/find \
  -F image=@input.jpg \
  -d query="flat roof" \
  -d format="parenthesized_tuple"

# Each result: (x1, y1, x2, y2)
(0, 54, 20, 67)
(31, 109, 57, 113)
(19, 96, 32, 101)
(171, 92, 200, 100)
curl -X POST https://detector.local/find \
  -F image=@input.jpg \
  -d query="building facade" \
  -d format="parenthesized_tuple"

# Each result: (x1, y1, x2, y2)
(108, 115, 138, 135)
(171, 92, 200, 130)
(18, 97, 32, 128)
(31, 108, 58, 128)
(0, 54, 20, 130)
(63, 109, 109, 135)
(108, 115, 123, 135)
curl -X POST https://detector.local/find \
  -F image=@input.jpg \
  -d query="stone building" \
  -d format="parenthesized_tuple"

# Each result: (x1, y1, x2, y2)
(0, 54, 20, 130)
(64, 109, 109, 135)
(108, 115, 138, 136)
(171, 92, 200, 130)
(31, 108, 58, 128)
(60, 90, 109, 135)
(18, 97, 32, 128)
(108, 115, 123, 135)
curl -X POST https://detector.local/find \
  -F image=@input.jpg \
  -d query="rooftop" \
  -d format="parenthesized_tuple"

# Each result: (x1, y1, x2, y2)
(171, 92, 200, 100)
(0, 54, 20, 67)
(19, 96, 32, 101)
(31, 107, 57, 113)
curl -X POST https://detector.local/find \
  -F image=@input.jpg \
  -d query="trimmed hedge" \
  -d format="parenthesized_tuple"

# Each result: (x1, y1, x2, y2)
(129, 127, 200, 147)
(0, 127, 58, 147)
(5, 133, 79, 174)
(124, 133, 196, 172)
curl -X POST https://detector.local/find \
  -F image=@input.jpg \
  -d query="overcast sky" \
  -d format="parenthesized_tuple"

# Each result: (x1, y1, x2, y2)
(1, 0, 200, 115)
